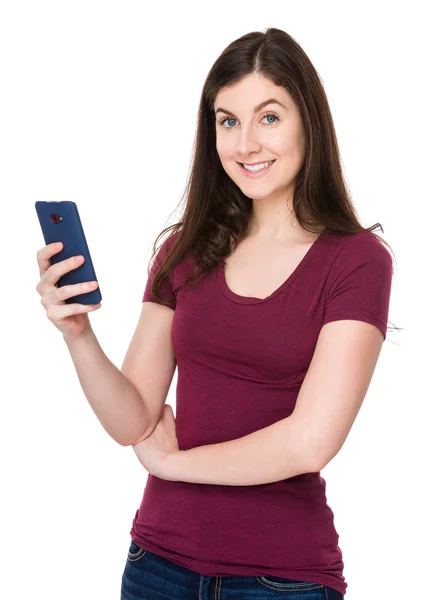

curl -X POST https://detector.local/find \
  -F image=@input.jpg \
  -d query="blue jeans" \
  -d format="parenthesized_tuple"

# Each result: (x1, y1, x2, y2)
(121, 539, 344, 599)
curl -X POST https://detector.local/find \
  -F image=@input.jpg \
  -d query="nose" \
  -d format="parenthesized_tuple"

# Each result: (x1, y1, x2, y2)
(235, 124, 262, 156)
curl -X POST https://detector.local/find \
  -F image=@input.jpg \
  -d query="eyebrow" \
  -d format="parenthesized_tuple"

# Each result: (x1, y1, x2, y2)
(214, 98, 287, 116)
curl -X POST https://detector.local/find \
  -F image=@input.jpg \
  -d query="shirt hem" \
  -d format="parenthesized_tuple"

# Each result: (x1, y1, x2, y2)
(129, 532, 347, 596)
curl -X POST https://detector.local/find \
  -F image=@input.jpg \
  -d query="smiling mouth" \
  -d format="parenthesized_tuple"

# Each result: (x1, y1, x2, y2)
(237, 159, 276, 174)
(237, 160, 275, 166)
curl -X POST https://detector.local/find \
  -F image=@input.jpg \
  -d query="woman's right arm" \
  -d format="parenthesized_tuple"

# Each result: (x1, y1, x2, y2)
(63, 322, 154, 447)
(36, 242, 165, 447)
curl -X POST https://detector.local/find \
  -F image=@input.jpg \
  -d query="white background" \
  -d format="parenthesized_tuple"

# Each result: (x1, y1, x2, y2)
(1, 1, 446, 599)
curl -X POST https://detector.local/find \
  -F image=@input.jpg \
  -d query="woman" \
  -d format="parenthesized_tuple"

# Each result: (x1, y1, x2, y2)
(36, 28, 397, 599)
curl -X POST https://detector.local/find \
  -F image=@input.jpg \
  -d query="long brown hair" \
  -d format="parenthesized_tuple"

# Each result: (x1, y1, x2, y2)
(148, 27, 401, 336)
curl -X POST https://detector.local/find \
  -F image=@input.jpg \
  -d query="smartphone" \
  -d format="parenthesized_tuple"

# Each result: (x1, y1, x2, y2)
(35, 201, 102, 305)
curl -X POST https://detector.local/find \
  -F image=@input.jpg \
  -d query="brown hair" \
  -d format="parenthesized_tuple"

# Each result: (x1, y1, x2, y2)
(148, 27, 401, 336)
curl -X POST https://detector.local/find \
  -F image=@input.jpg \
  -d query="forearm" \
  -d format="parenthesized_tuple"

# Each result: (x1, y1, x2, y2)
(63, 322, 153, 446)
(160, 416, 318, 486)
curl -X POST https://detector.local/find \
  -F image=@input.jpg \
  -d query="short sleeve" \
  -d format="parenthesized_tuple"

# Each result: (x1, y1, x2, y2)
(142, 233, 178, 310)
(322, 232, 393, 341)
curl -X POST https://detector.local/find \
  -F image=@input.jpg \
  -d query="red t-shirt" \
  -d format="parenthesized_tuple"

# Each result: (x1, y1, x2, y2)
(130, 227, 393, 596)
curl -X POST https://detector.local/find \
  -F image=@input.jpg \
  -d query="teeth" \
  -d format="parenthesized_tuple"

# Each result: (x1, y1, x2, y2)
(243, 160, 274, 172)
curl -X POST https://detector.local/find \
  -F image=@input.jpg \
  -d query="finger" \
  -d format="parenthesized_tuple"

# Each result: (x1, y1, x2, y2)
(37, 242, 64, 277)
(46, 302, 101, 321)
(43, 254, 84, 290)
(41, 280, 98, 309)
(53, 280, 99, 304)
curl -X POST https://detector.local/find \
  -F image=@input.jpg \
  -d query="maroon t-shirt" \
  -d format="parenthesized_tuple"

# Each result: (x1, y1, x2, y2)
(130, 227, 393, 595)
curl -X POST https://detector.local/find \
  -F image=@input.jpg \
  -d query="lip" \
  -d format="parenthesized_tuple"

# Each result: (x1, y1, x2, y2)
(237, 159, 276, 178)
(239, 160, 275, 166)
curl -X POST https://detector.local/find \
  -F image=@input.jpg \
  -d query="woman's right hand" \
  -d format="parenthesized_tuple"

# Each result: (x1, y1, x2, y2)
(36, 241, 101, 339)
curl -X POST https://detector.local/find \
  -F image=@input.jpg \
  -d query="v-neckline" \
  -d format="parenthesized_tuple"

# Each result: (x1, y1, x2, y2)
(216, 228, 327, 305)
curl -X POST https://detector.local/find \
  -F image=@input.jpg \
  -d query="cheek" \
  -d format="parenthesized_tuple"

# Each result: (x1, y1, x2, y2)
(216, 137, 233, 159)
(271, 130, 298, 153)
(276, 137, 304, 168)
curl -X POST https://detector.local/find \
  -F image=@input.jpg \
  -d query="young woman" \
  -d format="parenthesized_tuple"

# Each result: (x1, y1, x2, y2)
(36, 27, 397, 600)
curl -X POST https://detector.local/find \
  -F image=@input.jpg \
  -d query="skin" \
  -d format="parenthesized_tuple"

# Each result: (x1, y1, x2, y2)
(214, 72, 315, 245)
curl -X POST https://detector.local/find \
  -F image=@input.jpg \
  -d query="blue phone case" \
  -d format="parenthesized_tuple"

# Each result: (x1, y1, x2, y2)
(35, 201, 102, 305)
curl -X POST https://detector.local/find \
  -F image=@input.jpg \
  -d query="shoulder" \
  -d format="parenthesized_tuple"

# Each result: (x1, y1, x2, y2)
(155, 229, 181, 259)
(161, 229, 181, 249)
(323, 231, 393, 293)
(329, 230, 392, 266)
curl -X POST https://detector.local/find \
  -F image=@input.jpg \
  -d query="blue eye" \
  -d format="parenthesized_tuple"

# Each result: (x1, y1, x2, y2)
(217, 112, 280, 129)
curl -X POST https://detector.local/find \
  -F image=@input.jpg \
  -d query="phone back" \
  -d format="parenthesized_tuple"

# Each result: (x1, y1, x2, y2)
(35, 201, 102, 305)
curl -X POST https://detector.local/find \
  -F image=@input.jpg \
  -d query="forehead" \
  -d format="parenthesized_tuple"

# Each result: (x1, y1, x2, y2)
(214, 74, 290, 109)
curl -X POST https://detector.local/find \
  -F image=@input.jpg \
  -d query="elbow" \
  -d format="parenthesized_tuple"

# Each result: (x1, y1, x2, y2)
(288, 418, 324, 474)
(113, 433, 134, 447)
(293, 422, 333, 474)
(117, 438, 132, 447)
(120, 422, 158, 447)
(308, 443, 341, 473)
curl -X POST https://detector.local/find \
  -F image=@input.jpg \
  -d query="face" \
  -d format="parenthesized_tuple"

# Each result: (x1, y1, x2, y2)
(214, 73, 305, 202)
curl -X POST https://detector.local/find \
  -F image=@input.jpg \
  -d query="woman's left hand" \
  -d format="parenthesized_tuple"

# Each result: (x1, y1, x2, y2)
(132, 405, 180, 477)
